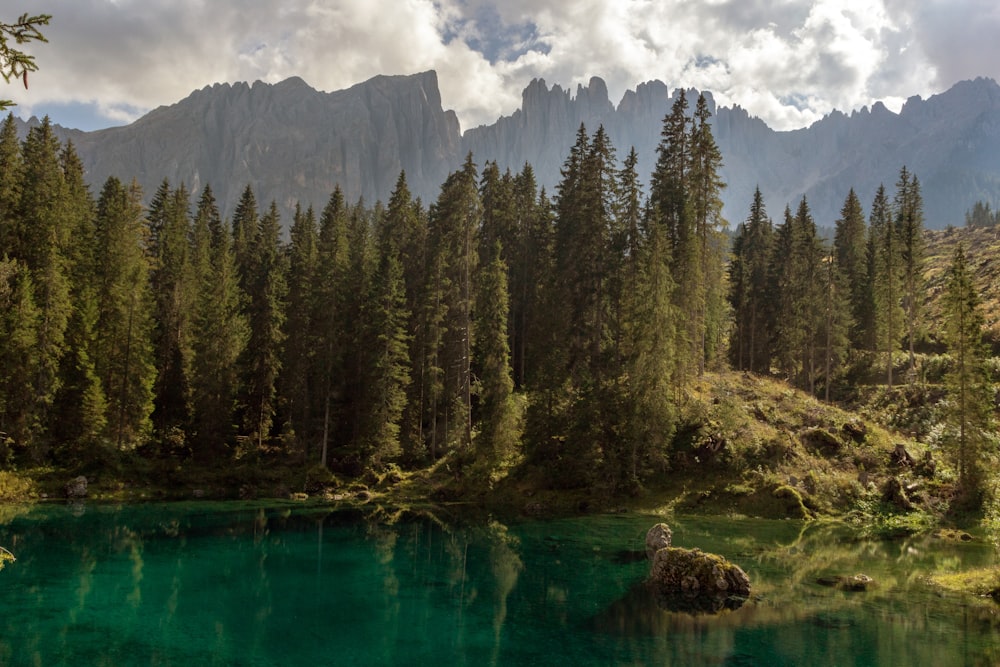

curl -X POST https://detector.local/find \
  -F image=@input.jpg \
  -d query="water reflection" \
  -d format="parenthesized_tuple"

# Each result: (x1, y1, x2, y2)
(0, 504, 999, 665)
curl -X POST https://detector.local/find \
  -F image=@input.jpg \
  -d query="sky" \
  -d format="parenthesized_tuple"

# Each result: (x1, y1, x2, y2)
(4, 0, 999, 133)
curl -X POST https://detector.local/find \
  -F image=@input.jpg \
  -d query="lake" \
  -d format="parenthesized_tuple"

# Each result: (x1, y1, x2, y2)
(1, 501, 998, 665)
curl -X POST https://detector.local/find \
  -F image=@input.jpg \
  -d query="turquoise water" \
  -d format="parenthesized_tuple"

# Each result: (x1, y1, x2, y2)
(1, 502, 999, 666)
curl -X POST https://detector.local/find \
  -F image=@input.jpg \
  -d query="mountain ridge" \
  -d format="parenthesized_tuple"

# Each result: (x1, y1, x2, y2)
(14, 72, 1000, 227)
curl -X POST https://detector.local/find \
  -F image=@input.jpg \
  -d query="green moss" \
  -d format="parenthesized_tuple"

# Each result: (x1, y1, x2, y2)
(930, 568, 1000, 599)
(773, 485, 813, 520)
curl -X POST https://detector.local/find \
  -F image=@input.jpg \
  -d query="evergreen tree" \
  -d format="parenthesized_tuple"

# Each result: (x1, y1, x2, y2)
(312, 187, 351, 467)
(728, 187, 773, 373)
(820, 248, 851, 401)
(238, 201, 287, 454)
(381, 174, 431, 464)
(14, 118, 72, 453)
(473, 245, 519, 466)
(620, 221, 677, 489)
(279, 202, 318, 454)
(148, 182, 196, 444)
(941, 244, 991, 506)
(689, 92, 727, 372)
(357, 211, 411, 468)
(50, 142, 105, 453)
(506, 163, 546, 389)
(0, 257, 41, 457)
(231, 184, 258, 293)
(833, 188, 868, 349)
(0, 113, 22, 253)
(870, 185, 903, 387)
(895, 167, 925, 381)
(427, 155, 480, 453)
(190, 185, 247, 460)
(649, 89, 700, 379)
(770, 198, 825, 393)
(92, 177, 156, 448)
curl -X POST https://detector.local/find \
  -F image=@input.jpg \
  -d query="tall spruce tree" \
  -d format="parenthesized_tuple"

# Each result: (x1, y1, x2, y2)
(869, 184, 903, 387)
(50, 142, 106, 453)
(941, 244, 991, 506)
(473, 244, 519, 467)
(190, 185, 247, 460)
(357, 210, 411, 469)
(0, 256, 41, 456)
(92, 177, 156, 448)
(729, 187, 773, 373)
(238, 200, 287, 454)
(689, 92, 727, 372)
(15, 118, 73, 453)
(833, 188, 868, 349)
(148, 182, 196, 443)
(312, 187, 350, 466)
(427, 155, 480, 453)
(0, 114, 22, 253)
(894, 167, 925, 381)
(381, 174, 432, 465)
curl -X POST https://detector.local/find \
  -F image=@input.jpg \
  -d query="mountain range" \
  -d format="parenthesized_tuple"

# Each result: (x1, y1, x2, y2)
(17, 71, 1000, 229)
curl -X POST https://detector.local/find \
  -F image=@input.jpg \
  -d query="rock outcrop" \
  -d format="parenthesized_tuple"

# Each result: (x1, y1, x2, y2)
(65, 476, 88, 499)
(642, 523, 751, 614)
(19, 73, 1000, 229)
(645, 523, 672, 560)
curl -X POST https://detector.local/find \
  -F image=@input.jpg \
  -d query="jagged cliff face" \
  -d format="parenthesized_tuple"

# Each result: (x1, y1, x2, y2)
(57, 71, 462, 217)
(18, 72, 1000, 227)
(464, 75, 1000, 228)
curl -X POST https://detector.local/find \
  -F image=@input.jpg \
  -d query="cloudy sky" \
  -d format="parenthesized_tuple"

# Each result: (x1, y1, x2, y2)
(4, 0, 998, 133)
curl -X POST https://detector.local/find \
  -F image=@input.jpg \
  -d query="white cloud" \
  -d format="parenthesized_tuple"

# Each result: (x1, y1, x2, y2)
(5, 0, 999, 132)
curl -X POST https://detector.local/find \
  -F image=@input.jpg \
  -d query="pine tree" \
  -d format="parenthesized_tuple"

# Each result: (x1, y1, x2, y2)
(649, 89, 700, 379)
(941, 244, 991, 506)
(870, 185, 903, 387)
(231, 184, 258, 293)
(833, 188, 868, 349)
(50, 141, 106, 453)
(820, 248, 851, 401)
(312, 187, 351, 467)
(14, 118, 73, 453)
(148, 182, 196, 444)
(190, 185, 247, 460)
(92, 177, 156, 448)
(427, 155, 480, 453)
(895, 167, 925, 381)
(0, 113, 22, 253)
(689, 92, 727, 373)
(729, 187, 773, 373)
(279, 202, 318, 454)
(507, 163, 547, 389)
(770, 198, 825, 393)
(0, 257, 41, 456)
(357, 212, 412, 468)
(381, 173, 432, 464)
(473, 245, 519, 466)
(238, 200, 287, 454)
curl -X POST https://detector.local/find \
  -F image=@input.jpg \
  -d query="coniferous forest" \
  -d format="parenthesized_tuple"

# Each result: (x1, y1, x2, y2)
(0, 92, 992, 509)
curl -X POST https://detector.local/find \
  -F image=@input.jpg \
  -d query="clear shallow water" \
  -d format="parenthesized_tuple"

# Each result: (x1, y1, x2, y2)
(1, 502, 999, 666)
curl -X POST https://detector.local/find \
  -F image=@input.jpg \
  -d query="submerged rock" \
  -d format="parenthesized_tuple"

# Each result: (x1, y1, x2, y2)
(816, 574, 876, 591)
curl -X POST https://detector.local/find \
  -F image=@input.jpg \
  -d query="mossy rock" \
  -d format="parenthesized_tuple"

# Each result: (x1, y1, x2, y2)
(772, 484, 813, 519)
(648, 546, 751, 600)
(816, 573, 876, 591)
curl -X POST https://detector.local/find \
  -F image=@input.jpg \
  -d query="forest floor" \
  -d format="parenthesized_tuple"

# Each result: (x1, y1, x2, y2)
(0, 369, 970, 540)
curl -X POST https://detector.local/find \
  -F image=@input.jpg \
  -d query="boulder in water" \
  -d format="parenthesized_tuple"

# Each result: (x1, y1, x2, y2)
(65, 476, 88, 499)
(649, 546, 751, 600)
(645, 523, 673, 560)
